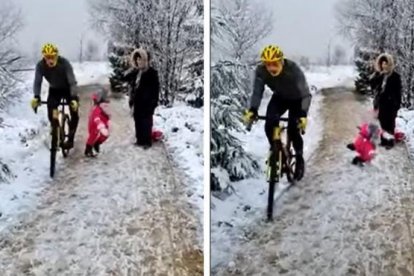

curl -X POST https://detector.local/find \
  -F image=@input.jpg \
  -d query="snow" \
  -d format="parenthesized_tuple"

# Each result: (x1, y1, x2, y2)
(72, 62, 111, 86)
(211, 65, 357, 269)
(396, 109, 414, 158)
(0, 90, 201, 274)
(154, 103, 204, 230)
(0, 62, 203, 239)
(213, 84, 414, 275)
(0, 63, 110, 228)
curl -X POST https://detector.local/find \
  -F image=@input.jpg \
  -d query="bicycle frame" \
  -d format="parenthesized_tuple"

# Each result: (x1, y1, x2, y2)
(37, 99, 71, 177)
(246, 115, 297, 220)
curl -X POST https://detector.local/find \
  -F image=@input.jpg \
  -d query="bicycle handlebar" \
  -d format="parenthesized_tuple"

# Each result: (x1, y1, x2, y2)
(34, 99, 69, 114)
(246, 115, 305, 135)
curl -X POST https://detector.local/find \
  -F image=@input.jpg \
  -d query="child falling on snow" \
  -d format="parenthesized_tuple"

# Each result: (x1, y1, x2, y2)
(84, 89, 111, 157)
(346, 121, 381, 166)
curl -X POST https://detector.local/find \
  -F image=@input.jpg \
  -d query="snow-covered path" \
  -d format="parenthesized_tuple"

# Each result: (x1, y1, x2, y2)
(213, 88, 414, 276)
(0, 85, 202, 275)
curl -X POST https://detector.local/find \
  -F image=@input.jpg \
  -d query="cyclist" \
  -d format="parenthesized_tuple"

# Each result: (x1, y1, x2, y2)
(243, 45, 312, 181)
(30, 43, 79, 149)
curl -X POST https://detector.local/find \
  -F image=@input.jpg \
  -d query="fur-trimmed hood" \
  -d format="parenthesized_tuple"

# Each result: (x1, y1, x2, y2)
(375, 53, 395, 73)
(130, 48, 149, 70)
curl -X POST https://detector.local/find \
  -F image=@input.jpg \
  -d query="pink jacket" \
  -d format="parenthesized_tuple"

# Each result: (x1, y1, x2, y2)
(353, 123, 378, 162)
(87, 105, 110, 146)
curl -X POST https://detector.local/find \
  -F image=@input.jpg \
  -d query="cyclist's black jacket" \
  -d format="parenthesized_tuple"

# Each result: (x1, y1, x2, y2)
(33, 56, 77, 98)
(250, 59, 312, 116)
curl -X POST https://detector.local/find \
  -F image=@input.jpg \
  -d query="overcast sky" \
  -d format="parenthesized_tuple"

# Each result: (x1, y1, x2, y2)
(264, 0, 352, 61)
(13, 0, 105, 61)
(12, 0, 351, 62)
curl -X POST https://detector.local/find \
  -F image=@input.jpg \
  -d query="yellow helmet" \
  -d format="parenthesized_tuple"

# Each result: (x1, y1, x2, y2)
(41, 43, 58, 57)
(260, 45, 284, 62)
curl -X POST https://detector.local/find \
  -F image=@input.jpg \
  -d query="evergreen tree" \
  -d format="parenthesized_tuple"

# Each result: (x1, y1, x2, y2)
(108, 45, 132, 94)
(181, 59, 204, 108)
(354, 47, 378, 95)
(211, 61, 259, 190)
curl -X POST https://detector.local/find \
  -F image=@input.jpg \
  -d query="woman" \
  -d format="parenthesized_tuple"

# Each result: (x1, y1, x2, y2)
(125, 48, 160, 149)
(369, 53, 402, 149)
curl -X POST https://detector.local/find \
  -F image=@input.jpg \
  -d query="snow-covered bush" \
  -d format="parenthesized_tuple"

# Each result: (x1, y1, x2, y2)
(89, 0, 203, 106)
(337, 0, 414, 107)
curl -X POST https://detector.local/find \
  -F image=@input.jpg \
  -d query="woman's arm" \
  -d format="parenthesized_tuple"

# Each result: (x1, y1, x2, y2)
(151, 69, 160, 112)
(393, 73, 402, 110)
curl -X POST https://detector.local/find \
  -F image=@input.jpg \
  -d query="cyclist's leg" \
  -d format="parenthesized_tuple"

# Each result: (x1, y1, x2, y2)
(47, 90, 61, 130)
(288, 100, 305, 179)
(287, 100, 304, 155)
(265, 96, 288, 146)
(64, 90, 79, 144)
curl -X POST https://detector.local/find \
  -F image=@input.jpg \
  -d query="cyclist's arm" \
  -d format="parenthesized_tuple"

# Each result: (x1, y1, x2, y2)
(296, 66, 312, 116)
(301, 94, 312, 117)
(33, 62, 43, 98)
(249, 66, 265, 110)
(64, 60, 78, 98)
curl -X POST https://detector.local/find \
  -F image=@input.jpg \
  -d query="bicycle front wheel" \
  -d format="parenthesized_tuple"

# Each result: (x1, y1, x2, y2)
(50, 149, 56, 178)
(50, 124, 58, 178)
(266, 148, 281, 221)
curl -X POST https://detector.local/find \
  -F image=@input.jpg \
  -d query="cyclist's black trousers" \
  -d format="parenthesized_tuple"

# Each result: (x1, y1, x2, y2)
(47, 87, 79, 139)
(265, 95, 305, 155)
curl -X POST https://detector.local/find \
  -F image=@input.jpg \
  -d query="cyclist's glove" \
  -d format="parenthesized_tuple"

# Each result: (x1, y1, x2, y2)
(243, 108, 258, 125)
(70, 95, 79, 112)
(298, 117, 307, 132)
(31, 96, 41, 111)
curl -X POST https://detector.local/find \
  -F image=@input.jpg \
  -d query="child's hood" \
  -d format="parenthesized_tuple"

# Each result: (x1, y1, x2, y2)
(359, 122, 380, 139)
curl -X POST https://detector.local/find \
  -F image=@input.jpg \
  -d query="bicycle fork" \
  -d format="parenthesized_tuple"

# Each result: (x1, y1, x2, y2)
(266, 127, 283, 181)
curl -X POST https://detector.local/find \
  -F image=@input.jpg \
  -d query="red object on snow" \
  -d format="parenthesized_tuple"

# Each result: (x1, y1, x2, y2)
(395, 131, 405, 142)
(86, 105, 110, 146)
(152, 129, 163, 141)
(150, 116, 163, 142)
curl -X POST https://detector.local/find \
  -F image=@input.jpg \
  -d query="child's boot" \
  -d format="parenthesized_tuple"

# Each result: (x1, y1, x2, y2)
(85, 144, 96, 158)
(93, 143, 100, 153)
(352, 156, 364, 166)
(346, 143, 355, 151)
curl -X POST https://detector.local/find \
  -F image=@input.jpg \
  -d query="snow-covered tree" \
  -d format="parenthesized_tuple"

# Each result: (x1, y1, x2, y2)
(0, 0, 22, 183)
(88, 0, 203, 106)
(332, 45, 347, 65)
(214, 0, 273, 62)
(211, 0, 265, 190)
(0, 0, 23, 108)
(337, 0, 414, 106)
(211, 62, 259, 189)
(84, 40, 100, 61)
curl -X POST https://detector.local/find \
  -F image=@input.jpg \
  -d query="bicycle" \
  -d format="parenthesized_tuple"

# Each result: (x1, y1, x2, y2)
(246, 116, 300, 221)
(35, 99, 72, 178)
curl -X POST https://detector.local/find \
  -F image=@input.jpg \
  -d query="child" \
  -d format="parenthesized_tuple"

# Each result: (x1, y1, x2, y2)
(85, 89, 111, 157)
(346, 122, 381, 166)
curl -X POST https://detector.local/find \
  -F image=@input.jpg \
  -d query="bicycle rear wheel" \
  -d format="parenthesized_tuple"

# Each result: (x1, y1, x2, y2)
(284, 149, 296, 184)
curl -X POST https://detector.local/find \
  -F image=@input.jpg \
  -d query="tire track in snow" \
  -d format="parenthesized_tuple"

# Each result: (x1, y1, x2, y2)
(0, 84, 202, 275)
(213, 87, 414, 276)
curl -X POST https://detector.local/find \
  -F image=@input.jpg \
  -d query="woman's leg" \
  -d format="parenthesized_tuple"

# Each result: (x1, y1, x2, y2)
(141, 117, 153, 146)
(378, 107, 396, 148)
